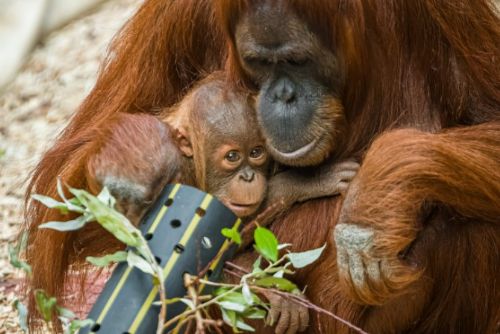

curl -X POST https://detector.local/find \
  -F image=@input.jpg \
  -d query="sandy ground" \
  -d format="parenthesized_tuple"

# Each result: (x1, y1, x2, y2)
(0, 1, 140, 332)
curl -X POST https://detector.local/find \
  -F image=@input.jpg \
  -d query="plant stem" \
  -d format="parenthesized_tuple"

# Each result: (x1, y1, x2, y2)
(184, 274, 205, 334)
(136, 242, 167, 334)
(197, 279, 235, 288)
(164, 256, 290, 330)
(163, 279, 242, 330)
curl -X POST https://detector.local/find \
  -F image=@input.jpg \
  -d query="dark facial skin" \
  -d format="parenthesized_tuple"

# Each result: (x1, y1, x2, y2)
(234, 3, 345, 167)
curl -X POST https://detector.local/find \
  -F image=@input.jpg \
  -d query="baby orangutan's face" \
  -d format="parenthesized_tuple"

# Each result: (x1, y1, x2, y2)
(208, 142, 269, 218)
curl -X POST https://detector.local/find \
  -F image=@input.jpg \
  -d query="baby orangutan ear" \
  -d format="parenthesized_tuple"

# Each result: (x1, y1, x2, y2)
(176, 127, 193, 157)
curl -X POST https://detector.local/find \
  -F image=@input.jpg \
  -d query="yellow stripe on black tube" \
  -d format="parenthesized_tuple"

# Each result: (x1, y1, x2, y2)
(80, 184, 240, 334)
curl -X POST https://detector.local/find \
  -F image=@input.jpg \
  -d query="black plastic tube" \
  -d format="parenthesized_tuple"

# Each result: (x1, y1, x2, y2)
(79, 184, 240, 334)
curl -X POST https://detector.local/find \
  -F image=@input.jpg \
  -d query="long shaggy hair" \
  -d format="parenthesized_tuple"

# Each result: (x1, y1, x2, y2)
(23, 0, 499, 332)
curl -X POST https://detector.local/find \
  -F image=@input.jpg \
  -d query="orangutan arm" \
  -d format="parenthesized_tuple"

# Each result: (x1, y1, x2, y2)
(266, 160, 359, 206)
(86, 112, 182, 223)
(334, 121, 500, 305)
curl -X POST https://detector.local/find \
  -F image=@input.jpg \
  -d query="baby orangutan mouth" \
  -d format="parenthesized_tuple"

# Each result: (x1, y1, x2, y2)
(226, 201, 260, 217)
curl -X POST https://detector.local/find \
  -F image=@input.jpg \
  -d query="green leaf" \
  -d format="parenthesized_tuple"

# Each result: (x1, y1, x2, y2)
(254, 277, 299, 293)
(86, 251, 128, 267)
(287, 244, 326, 269)
(221, 226, 241, 245)
(39, 216, 90, 232)
(242, 282, 253, 305)
(56, 180, 85, 213)
(254, 227, 278, 262)
(218, 291, 247, 306)
(68, 319, 94, 334)
(13, 299, 28, 332)
(217, 300, 247, 312)
(273, 270, 284, 278)
(243, 307, 266, 320)
(214, 287, 231, 296)
(70, 188, 142, 247)
(56, 306, 76, 319)
(56, 178, 67, 201)
(234, 316, 255, 332)
(180, 298, 195, 310)
(161, 297, 182, 306)
(35, 290, 57, 322)
(221, 308, 239, 332)
(97, 187, 116, 209)
(127, 251, 155, 276)
(220, 308, 255, 332)
(8, 241, 32, 275)
(252, 256, 263, 274)
(32, 194, 70, 214)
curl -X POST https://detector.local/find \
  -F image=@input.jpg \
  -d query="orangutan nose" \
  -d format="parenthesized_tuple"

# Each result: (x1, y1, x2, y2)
(239, 167, 255, 182)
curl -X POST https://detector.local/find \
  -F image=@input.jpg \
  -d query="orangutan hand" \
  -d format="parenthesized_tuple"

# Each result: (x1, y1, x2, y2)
(264, 292, 309, 334)
(86, 113, 181, 223)
(267, 159, 359, 206)
(332, 137, 425, 306)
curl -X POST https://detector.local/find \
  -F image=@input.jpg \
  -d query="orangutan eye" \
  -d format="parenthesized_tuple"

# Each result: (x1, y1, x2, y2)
(250, 146, 265, 159)
(225, 151, 241, 162)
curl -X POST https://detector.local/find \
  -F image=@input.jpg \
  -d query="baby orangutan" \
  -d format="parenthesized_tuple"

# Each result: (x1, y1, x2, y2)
(88, 72, 357, 221)
(87, 73, 269, 220)
(86, 72, 358, 334)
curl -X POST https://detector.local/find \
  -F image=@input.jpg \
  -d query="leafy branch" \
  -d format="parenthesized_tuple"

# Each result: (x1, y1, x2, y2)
(9, 232, 93, 334)
(32, 180, 168, 334)
(25, 181, 368, 334)
(161, 225, 332, 333)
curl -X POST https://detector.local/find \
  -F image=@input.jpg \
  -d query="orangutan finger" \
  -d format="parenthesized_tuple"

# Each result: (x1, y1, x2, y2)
(266, 295, 281, 326)
(286, 303, 300, 334)
(275, 306, 291, 334)
(298, 304, 309, 332)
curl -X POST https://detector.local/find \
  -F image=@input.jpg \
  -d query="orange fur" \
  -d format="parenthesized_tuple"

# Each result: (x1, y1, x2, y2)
(22, 0, 500, 332)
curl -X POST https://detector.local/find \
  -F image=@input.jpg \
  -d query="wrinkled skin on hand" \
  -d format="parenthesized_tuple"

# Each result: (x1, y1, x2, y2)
(263, 292, 310, 334)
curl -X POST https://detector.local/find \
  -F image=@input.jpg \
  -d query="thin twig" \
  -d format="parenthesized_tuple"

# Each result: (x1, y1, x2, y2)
(223, 268, 243, 279)
(167, 315, 194, 334)
(163, 279, 241, 330)
(184, 274, 205, 334)
(225, 261, 250, 274)
(136, 242, 167, 334)
(197, 238, 235, 278)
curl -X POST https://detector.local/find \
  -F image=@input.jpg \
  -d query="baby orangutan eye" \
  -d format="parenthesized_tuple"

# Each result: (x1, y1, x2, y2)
(225, 150, 241, 162)
(250, 146, 265, 159)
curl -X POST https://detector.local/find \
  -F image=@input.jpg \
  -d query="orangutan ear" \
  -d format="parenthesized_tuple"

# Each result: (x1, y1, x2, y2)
(176, 127, 193, 157)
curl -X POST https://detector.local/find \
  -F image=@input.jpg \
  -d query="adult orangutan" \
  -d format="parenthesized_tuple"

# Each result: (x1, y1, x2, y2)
(23, 0, 499, 333)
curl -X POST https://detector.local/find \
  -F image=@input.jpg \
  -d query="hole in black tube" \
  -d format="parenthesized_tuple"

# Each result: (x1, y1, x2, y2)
(195, 207, 206, 217)
(91, 324, 101, 332)
(165, 198, 174, 207)
(144, 233, 153, 241)
(174, 244, 185, 254)
(170, 219, 181, 228)
(155, 256, 162, 264)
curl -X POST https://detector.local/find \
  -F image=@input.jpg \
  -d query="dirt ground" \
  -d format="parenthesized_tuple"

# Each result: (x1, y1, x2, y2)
(0, 1, 140, 332)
